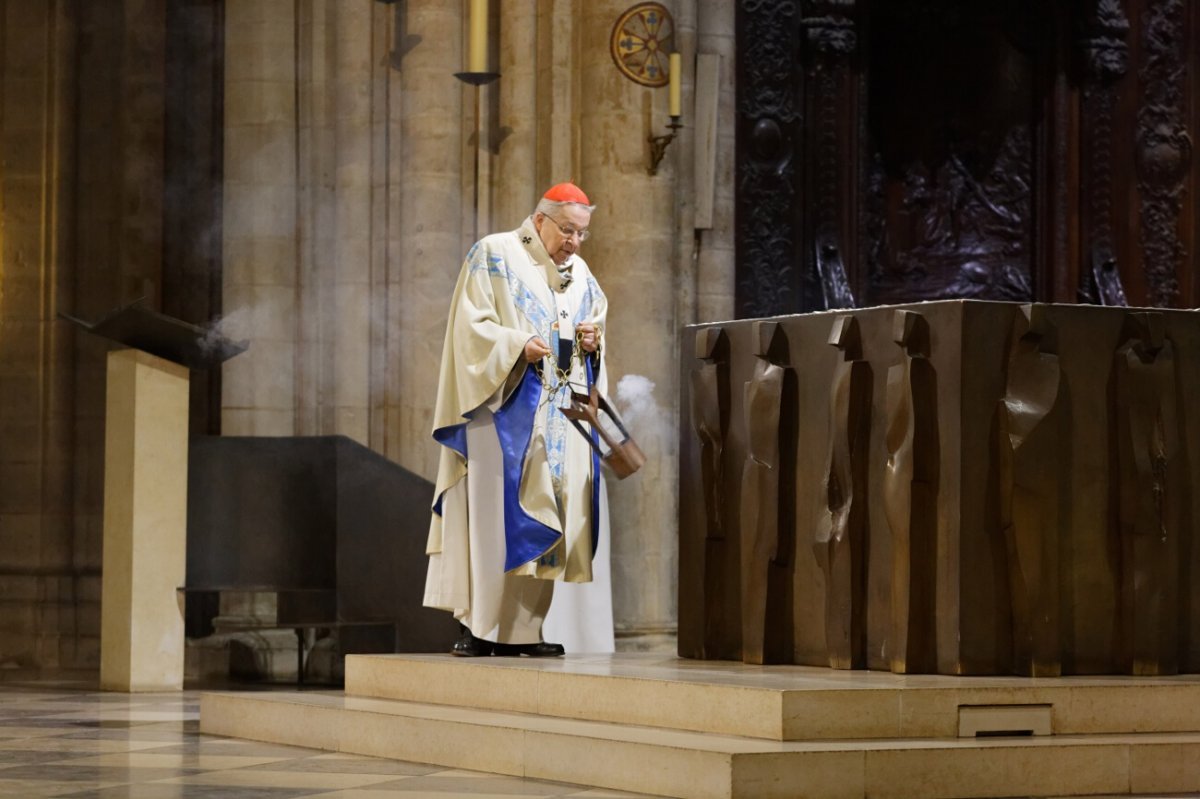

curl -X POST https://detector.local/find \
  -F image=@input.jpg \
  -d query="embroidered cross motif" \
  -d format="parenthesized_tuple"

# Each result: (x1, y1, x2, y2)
(560, 310, 569, 319)
(521, 236, 532, 244)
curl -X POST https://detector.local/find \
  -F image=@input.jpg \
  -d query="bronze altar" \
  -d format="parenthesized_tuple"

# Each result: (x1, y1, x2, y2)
(679, 300, 1200, 676)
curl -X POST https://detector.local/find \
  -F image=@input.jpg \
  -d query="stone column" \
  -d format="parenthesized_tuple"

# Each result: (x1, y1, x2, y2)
(71, 3, 168, 662)
(390, 0, 465, 478)
(221, 0, 461, 475)
(327, 1, 373, 443)
(696, 0, 736, 323)
(534, 0, 580, 190)
(493, 0, 539, 229)
(0, 0, 87, 669)
(222, 0, 300, 436)
(578, 0, 684, 650)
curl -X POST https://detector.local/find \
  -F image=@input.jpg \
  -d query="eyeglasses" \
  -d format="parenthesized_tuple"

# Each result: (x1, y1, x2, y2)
(544, 215, 591, 242)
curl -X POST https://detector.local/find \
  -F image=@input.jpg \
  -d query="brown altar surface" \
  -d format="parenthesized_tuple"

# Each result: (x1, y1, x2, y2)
(679, 300, 1200, 676)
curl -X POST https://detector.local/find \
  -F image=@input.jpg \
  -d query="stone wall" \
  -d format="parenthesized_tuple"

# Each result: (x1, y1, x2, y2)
(221, 0, 735, 649)
(0, 0, 735, 666)
(0, 0, 117, 670)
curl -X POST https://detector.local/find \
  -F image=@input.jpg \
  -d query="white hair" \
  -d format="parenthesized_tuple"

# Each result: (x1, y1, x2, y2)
(534, 198, 597, 217)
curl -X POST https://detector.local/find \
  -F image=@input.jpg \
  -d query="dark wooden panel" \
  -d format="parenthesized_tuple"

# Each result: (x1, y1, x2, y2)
(734, 0, 1198, 315)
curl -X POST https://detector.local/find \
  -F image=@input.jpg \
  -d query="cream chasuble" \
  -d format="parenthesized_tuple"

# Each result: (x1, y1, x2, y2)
(424, 216, 609, 645)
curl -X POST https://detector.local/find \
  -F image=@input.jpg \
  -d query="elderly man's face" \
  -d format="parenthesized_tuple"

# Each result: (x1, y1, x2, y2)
(535, 205, 591, 266)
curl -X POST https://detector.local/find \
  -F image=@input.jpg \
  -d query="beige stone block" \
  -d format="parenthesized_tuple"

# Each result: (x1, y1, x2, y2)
(0, 600, 37, 634)
(224, 236, 297, 287)
(100, 349, 189, 692)
(333, 230, 372, 281)
(1059, 684, 1200, 734)
(223, 0, 259, 30)
(235, 13, 296, 52)
(0, 631, 33, 665)
(0, 235, 38, 289)
(1130, 741, 1200, 793)
(782, 690, 901, 740)
(225, 126, 297, 187)
(220, 408, 296, 436)
(0, 515, 42, 570)
(524, 729, 733, 799)
(247, 284, 300, 343)
(332, 76, 371, 121)
(1, 76, 46, 133)
(545, 670, 783, 739)
(77, 599, 101, 638)
(221, 338, 294, 409)
(340, 705, 524, 778)
(225, 39, 295, 83)
(225, 79, 296, 129)
(75, 514, 104, 572)
(0, 461, 40, 515)
(401, 124, 463, 176)
(0, 574, 40, 602)
(0, 418, 40, 464)
(201, 693, 340, 751)
(0, 130, 46, 181)
(332, 0, 372, 45)
(330, 407, 366, 445)
(347, 655, 539, 713)
(254, 340, 299, 409)
(224, 181, 298, 240)
(403, 8, 458, 65)
(0, 374, 40, 421)
(0, 177, 47, 236)
(732, 751, 864, 799)
(864, 741, 1128, 799)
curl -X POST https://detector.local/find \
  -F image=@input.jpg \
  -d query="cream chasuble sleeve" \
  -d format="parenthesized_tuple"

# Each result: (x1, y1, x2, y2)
(426, 241, 532, 557)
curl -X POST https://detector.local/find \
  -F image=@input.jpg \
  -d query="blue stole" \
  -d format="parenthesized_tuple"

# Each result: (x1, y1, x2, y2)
(493, 368, 562, 570)
(432, 358, 603, 571)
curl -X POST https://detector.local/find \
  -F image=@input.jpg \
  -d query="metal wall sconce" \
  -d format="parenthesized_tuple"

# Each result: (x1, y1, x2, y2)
(648, 52, 682, 176)
(648, 116, 681, 176)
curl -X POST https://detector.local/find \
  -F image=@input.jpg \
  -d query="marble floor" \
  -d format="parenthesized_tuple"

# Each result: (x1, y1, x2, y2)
(0, 677, 654, 798)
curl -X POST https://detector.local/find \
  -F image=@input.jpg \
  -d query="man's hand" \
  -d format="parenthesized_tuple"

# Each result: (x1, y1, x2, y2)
(524, 336, 552, 363)
(578, 322, 600, 353)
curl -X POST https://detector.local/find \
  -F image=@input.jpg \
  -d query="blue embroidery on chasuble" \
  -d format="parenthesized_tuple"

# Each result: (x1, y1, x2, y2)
(471, 245, 552, 344)
(572, 275, 605, 327)
(546, 404, 568, 500)
(545, 323, 567, 503)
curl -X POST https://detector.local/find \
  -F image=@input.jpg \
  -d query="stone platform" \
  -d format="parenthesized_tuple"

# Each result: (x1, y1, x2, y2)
(199, 653, 1200, 799)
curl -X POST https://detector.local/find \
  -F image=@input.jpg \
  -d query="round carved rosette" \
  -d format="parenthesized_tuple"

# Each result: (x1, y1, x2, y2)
(610, 3, 675, 87)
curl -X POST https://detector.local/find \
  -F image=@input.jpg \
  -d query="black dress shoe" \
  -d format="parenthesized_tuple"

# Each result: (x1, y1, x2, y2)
(492, 640, 565, 657)
(451, 626, 494, 657)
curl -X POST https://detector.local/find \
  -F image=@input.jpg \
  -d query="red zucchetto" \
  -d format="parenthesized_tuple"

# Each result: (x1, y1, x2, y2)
(543, 182, 590, 205)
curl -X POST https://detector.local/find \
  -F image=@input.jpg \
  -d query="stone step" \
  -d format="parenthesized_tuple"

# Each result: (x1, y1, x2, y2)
(344, 653, 1200, 741)
(199, 688, 1200, 799)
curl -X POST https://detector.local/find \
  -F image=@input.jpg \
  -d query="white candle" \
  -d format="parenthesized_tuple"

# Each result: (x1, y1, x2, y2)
(669, 52, 681, 117)
(468, 0, 487, 73)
